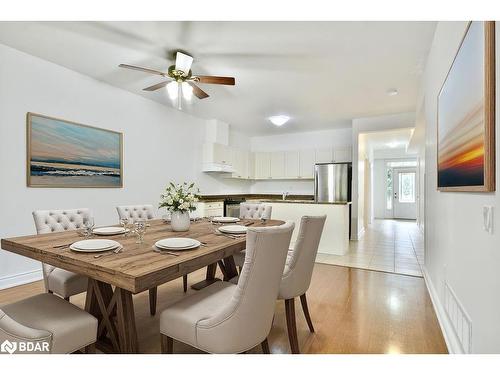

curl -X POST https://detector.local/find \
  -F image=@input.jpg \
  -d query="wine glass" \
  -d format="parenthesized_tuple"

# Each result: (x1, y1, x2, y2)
(120, 218, 130, 237)
(134, 219, 146, 244)
(83, 217, 95, 238)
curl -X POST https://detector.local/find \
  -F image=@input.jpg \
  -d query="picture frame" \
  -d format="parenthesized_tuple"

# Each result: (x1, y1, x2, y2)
(26, 112, 123, 188)
(437, 21, 495, 192)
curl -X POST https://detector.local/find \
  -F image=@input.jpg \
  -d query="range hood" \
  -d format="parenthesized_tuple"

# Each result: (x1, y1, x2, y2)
(202, 162, 235, 173)
(201, 119, 235, 174)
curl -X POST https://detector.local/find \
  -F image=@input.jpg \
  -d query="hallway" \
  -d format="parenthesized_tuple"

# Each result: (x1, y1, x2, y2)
(316, 219, 424, 277)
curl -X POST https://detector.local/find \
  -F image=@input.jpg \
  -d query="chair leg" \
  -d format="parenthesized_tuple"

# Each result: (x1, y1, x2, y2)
(284, 298, 300, 354)
(300, 293, 315, 333)
(149, 287, 157, 316)
(160, 334, 173, 354)
(84, 343, 96, 354)
(183, 275, 188, 293)
(261, 338, 270, 354)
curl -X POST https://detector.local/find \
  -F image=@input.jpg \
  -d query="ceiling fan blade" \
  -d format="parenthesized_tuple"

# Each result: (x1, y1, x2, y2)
(119, 64, 166, 77)
(194, 75, 235, 85)
(187, 82, 209, 99)
(175, 52, 193, 75)
(143, 81, 170, 91)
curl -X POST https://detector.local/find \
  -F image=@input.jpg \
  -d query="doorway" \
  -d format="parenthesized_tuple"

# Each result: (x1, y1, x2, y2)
(393, 167, 417, 220)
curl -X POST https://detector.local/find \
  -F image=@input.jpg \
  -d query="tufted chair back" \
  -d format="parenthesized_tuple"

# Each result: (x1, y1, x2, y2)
(278, 215, 326, 300)
(32, 208, 92, 292)
(116, 205, 156, 222)
(239, 203, 272, 220)
(196, 221, 294, 353)
(33, 208, 92, 234)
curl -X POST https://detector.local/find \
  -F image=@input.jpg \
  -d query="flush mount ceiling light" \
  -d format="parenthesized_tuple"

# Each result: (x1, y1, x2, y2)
(386, 88, 399, 96)
(269, 115, 290, 127)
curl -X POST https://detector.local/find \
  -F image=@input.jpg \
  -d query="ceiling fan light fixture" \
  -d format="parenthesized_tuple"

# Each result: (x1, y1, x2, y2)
(269, 115, 290, 127)
(182, 82, 193, 101)
(175, 52, 194, 75)
(166, 82, 178, 100)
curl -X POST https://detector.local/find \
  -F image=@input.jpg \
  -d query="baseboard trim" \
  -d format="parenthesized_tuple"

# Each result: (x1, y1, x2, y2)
(422, 266, 462, 354)
(0, 269, 43, 290)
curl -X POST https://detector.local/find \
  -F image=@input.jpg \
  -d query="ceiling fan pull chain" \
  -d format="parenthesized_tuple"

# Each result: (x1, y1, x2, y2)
(177, 83, 182, 110)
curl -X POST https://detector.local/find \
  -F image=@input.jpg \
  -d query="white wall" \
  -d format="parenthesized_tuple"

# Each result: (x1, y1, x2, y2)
(0, 44, 248, 288)
(373, 159, 387, 218)
(249, 128, 352, 195)
(422, 22, 500, 353)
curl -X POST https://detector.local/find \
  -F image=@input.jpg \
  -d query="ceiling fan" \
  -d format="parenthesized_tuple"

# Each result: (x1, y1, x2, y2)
(119, 52, 235, 110)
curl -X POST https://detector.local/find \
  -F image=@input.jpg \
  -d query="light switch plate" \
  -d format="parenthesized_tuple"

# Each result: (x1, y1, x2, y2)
(483, 206, 493, 234)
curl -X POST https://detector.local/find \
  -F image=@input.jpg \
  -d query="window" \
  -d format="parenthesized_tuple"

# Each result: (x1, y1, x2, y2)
(386, 168, 393, 210)
(398, 172, 415, 203)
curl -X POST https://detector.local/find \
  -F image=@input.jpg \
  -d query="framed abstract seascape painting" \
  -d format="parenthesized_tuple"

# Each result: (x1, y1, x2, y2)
(27, 113, 123, 188)
(437, 21, 495, 192)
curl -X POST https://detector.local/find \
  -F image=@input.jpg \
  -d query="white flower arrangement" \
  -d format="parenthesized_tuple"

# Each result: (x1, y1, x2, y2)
(159, 182, 200, 213)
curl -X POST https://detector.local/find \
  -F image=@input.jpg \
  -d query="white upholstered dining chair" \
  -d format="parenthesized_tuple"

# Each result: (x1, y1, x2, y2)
(159, 221, 295, 354)
(239, 202, 272, 220)
(0, 293, 97, 354)
(232, 202, 273, 270)
(116, 204, 187, 316)
(32, 208, 91, 301)
(229, 215, 326, 353)
(116, 204, 156, 221)
(277, 215, 326, 353)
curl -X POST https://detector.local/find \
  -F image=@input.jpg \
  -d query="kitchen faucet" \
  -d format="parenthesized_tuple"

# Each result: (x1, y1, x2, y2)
(282, 191, 289, 200)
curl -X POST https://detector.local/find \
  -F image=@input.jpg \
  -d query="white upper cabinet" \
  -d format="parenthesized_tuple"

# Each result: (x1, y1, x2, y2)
(285, 151, 300, 178)
(270, 152, 286, 179)
(254, 152, 271, 179)
(231, 149, 250, 179)
(299, 149, 316, 178)
(247, 151, 255, 179)
(315, 148, 334, 163)
(333, 146, 352, 162)
(202, 143, 232, 166)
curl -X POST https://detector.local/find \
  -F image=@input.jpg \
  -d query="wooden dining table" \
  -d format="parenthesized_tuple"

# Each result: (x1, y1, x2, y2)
(0, 218, 284, 354)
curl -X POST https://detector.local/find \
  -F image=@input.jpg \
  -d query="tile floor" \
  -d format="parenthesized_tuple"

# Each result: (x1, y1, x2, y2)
(316, 219, 424, 277)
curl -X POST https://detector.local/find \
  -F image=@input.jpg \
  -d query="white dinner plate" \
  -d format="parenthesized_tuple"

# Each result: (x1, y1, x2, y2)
(93, 227, 128, 235)
(155, 238, 201, 251)
(218, 225, 248, 234)
(212, 217, 240, 223)
(70, 239, 121, 253)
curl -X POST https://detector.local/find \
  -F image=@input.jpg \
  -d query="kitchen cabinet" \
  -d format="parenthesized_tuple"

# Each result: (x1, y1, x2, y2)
(203, 143, 231, 165)
(270, 152, 286, 178)
(231, 149, 249, 179)
(285, 151, 300, 178)
(333, 146, 352, 162)
(315, 148, 334, 163)
(299, 149, 316, 178)
(254, 152, 271, 179)
(194, 201, 224, 218)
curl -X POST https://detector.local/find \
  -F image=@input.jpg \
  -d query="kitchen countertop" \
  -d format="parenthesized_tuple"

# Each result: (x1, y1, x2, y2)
(199, 194, 314, 202)
(260, 199, 351, 205)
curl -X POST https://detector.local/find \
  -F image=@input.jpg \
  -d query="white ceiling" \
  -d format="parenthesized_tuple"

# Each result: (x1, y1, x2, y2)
(360, 128, 416, 156)
(0, 21, 436, 136)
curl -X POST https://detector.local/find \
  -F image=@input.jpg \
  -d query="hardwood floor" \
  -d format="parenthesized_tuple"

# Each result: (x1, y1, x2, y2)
(0, 263, 447, 354)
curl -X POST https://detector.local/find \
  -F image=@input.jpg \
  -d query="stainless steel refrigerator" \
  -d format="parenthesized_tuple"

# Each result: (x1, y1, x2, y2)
(314, 162, 352, 203)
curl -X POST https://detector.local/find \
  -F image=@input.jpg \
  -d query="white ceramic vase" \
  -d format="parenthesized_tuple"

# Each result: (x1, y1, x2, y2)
(170, 210, 190, 232)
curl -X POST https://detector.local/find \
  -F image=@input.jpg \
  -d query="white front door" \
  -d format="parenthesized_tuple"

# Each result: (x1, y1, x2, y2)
(393, 168, 417, 220)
